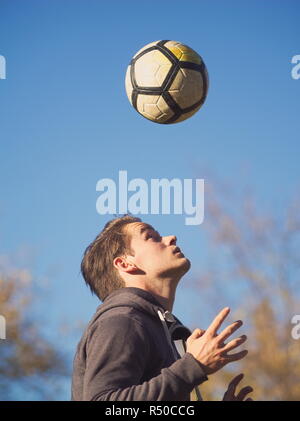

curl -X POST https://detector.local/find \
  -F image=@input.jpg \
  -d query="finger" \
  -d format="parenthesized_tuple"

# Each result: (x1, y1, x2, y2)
(227, 373, 244, 391)
(223, 373, 245, 401)
(217, 320, 243, 343)
(236, 386, 253, 401)
(224, 349, 248, 363)
(246, 397, 253, 401)
(192, 328, 205, 338)
(206, 307, 230, 337)
(221, 335, 247, 353)
(222, 390, 232, 401)
(187, 328, 205, 343)
(196, 328, 206, 337)
(199, 329, 206, 337)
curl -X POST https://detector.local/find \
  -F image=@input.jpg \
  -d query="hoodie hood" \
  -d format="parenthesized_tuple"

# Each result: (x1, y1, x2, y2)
(91, 287, 192, 342)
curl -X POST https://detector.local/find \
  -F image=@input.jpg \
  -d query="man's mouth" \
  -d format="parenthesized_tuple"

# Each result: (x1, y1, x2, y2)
(173, 246, 183, 255)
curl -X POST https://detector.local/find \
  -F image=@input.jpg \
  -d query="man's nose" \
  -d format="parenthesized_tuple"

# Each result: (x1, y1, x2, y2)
(164, 235, 177, 246)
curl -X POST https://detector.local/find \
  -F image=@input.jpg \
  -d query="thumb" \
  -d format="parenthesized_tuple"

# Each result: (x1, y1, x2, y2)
(189, 328, 205, 340)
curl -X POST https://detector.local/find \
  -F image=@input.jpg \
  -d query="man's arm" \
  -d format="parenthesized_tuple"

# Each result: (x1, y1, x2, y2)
(82, 314, 208, 401)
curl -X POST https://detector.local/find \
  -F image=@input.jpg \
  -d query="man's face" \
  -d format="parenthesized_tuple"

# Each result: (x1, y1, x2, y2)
(123, 222, 191, 280)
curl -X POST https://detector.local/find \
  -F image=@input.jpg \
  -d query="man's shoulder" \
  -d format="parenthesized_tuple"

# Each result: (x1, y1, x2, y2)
(91, 305, 158, 331)
(82, 307, 159, 354)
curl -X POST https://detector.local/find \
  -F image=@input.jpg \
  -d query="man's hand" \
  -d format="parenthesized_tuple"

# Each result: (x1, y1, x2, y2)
(186, 307, 248, 376)
(223, 373, 253, 401)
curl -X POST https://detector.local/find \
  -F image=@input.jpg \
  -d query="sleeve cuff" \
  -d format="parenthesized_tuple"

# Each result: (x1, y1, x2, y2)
(168, 352, 209, 386)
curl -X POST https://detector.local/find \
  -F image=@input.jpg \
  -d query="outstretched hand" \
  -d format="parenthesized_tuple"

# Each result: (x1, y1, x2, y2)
(186, 307, 248, 376)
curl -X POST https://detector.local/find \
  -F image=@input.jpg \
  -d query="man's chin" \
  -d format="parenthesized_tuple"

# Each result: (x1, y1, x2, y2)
(159, 257, 191, 279)
(181, 257, 191, 273)
(174, 256, 191, 276)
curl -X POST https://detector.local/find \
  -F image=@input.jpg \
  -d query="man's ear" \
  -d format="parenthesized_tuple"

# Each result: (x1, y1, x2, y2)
(113, 256, 139, 274)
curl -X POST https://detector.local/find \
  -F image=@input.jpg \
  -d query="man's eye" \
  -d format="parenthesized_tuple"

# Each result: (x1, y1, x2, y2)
(146, 232, 160, 241)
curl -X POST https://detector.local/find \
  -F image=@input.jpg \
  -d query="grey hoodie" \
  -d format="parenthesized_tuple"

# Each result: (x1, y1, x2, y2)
(71, 287, 208, 401)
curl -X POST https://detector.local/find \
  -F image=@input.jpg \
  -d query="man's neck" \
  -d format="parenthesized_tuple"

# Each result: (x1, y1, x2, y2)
(150, 291, 175, 312)
(142, 281, 177, 313)
(125, 277, 179, 312)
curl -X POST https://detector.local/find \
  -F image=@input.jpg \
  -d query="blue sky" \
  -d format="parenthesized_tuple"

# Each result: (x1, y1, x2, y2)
(0, 0, 299, 399)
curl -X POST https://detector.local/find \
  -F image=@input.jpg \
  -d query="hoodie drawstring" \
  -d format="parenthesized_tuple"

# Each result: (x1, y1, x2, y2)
(157, 310, 203, 401)
(157, 310, 179, 361)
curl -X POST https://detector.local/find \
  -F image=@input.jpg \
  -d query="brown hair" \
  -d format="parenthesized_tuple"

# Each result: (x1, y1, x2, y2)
(81, 215, 142, 301)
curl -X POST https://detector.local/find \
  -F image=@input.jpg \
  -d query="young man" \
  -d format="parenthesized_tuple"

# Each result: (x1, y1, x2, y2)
(71, 215, 253, 401)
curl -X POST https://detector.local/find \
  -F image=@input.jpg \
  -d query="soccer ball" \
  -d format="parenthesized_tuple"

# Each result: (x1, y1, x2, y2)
(125, 40, 209, 124)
